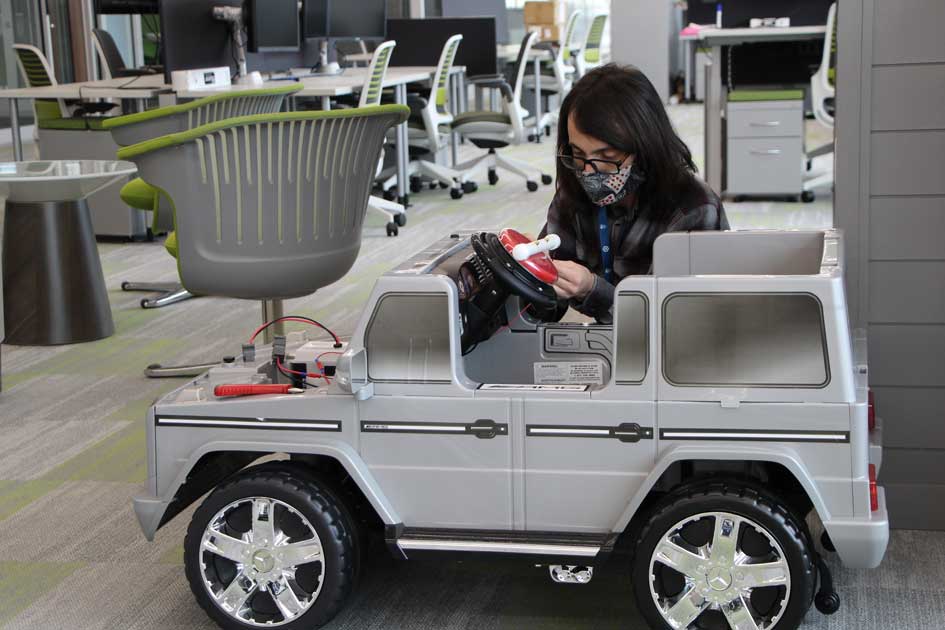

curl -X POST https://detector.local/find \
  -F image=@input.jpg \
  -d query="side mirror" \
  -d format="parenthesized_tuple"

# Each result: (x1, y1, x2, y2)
(336, 348, 372, 399)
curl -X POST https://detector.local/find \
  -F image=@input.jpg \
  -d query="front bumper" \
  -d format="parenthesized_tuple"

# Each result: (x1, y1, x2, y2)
(133, 494, 168, 542)
(824, 486, 889, 569)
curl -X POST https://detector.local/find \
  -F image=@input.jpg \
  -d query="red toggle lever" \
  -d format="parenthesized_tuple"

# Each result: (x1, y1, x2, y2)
(214, 384, 302, 397)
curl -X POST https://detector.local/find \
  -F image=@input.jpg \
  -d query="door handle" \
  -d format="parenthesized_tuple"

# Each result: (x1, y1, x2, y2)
(613, 423, 646, 443)
(467, 419, 506, 439)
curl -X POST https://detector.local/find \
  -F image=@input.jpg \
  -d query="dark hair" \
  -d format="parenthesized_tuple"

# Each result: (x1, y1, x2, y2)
(556, 64, 700, 221)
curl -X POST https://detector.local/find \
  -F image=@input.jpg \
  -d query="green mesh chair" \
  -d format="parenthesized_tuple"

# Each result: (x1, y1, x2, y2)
(13, 44, 117, 131)
(117, 105, 408, 377)
(575, 14, 609, 78)
(102, 84, 301, 308)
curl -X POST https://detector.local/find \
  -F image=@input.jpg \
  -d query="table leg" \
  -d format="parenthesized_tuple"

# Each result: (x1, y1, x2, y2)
(321, 96, 331, 111)
(2, 198, 114, 345)
(9, 98, 23, 161)
(395, 83, 409, 204)
(684, 40, 693, 101)
(705, 44, 723, 195)
(533, 57, 542, 142)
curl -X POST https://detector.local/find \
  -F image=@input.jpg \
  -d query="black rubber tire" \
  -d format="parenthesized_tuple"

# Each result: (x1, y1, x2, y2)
(394, 213, 407, 227)
(462, 181, 478, 193)
(541, 174, 553, 185)
(631, 481, 816, 630)
(814, 590, 841, 615)
(184, 470, 358, 630)
(386, 222, 399, 236)
(450, 188, 463, 200)
(526, 181, 539, 192)
(488, 170, 499, 186)
(801, 190, 815, 203)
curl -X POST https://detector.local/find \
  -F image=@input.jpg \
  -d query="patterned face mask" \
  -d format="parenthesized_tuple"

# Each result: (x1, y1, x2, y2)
(578, 162, 646, 206)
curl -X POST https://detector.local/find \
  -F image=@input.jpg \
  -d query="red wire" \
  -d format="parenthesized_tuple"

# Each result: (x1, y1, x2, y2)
(249, 316, 340, 345)
(496, 303, 532, 335)
(315, 351, 344, 369)
(275, 357, 330, 384)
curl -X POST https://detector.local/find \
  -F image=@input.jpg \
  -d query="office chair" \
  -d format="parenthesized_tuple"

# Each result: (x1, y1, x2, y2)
(804, 2, 836, 194)
(378, 34, 470, 200)
(115, 105, 408, 376)
(450, 32, 553, 193)
(13, 44, 117, 130)
(103, 84, 302, 308)
(352, 40, 409, 236)
(523, 11, 582, 138)
(575, 14, 609, 78)
(92, 29, 148, 79)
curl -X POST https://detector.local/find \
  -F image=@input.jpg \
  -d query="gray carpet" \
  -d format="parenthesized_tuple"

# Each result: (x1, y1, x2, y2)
(2, 105, 934, 629)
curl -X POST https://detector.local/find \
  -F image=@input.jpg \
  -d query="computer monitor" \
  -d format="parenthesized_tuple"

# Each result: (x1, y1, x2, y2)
(159, 0, 241, 85)
(330, 0, 387, 39)
(96, 0, 158, 14)
(248, 0, 301, 53)
(387, 17, 497, 77)
(303, 0, 329, 39)
(441, 0, 509, 45)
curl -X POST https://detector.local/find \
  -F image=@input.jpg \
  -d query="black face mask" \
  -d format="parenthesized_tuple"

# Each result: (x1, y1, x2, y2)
(578, 163, 646, 206)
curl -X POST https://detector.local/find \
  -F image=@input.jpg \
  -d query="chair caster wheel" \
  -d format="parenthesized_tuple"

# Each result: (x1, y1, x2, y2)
(429, 182, 438, 190)
(394, 213, 407, 227)
(382, 189, 397, 201)
(802, 190, 815, 203)
(409, 177, 422, 194)
(806, 159, 813, 171)
(527, 134, 537, 142)
(526, 181, 539, 192)
(145, 228, 155, 242)
(462, 181, 478, 193)
(488, 171, 499, 185)
(821, 531, 836, 553)
(450, 188, 464, 200)
(439, 181, 449, 189)
(541, 174, 553, 185)
(140, 298, 151, 309)
(121, 281, 132, 290)
(386, 222, 399, 236)
(815, 591, 840, 615)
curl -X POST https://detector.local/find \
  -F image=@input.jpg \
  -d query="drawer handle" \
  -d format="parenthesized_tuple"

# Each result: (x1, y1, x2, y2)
(750, 121, 781, 127)
(750, 149, 782, 156)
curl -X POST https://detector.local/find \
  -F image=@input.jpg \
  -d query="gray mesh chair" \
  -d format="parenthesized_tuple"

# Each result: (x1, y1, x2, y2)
(103, 84, 301, 308)
(116, 105, 409, 376)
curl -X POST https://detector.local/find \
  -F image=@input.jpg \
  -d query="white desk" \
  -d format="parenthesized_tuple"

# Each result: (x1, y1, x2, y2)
(686, 25, 827, 195)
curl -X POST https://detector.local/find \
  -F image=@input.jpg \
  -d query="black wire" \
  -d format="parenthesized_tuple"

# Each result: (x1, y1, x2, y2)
(253, 315, 341, 345)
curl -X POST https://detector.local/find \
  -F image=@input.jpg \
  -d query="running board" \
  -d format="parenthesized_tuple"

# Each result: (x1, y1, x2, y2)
(397, 538, 601, 557)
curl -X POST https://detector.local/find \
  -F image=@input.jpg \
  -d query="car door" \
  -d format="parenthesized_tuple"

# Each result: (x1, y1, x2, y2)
(523, 279, 658, 533)
(356, 291, 514, 530)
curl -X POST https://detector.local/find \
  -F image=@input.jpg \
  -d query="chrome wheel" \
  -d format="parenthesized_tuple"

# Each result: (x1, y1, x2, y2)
(648, 511, 791, 629)
(199, 497, 325, 627)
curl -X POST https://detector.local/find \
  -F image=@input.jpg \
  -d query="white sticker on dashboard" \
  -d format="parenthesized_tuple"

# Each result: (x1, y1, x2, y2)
(533, 361, 604, 385)
(479, 383, 588, 392)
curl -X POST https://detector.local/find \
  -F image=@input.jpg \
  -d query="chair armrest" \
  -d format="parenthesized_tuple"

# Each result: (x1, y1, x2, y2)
(467, 77, 514, 102)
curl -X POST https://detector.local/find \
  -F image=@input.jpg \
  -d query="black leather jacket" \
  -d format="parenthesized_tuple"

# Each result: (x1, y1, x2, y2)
(538, 177, 728, 322)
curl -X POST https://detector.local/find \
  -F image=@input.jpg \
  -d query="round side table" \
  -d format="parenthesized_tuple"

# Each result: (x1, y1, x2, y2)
(1, 160, 138, 345)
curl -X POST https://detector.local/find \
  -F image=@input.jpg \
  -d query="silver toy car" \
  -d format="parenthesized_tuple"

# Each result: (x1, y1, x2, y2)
(134, 228, 888, 630)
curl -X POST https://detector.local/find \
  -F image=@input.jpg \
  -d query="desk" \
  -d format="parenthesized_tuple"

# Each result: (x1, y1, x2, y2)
(0, 160, 136, 345)
(690, 26, 827, 195)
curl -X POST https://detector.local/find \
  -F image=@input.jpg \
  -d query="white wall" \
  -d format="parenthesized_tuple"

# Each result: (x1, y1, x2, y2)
(609, 0, 670, 102)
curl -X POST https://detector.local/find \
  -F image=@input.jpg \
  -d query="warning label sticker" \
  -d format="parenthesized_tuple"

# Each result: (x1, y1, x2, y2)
(533, 361, 604, 385)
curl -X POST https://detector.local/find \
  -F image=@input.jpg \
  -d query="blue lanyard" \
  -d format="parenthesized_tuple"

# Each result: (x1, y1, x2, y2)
(597, 205, 614, 284)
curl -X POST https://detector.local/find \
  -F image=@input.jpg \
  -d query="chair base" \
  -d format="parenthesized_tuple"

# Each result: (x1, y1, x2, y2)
(368, 195, 407, 236)
(121, 280, 195, 309)
(144, 299, 285, 378)
(453, 148, 551, 190)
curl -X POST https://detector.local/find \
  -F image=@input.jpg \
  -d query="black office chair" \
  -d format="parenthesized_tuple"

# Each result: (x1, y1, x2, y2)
(92, 28, 160, 79)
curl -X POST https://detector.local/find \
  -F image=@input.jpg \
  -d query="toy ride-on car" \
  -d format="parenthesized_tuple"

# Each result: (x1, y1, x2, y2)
(133, 228, 888, 630)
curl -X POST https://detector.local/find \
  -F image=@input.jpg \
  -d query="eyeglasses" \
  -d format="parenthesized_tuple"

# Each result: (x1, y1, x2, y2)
(557, 152, 628, 174)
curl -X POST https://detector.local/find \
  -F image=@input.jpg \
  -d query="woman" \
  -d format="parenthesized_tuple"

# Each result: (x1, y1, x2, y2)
(539, 64, 728, 323)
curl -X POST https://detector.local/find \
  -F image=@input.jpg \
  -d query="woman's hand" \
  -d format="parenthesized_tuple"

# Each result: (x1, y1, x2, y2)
(551, 260, 596, 299)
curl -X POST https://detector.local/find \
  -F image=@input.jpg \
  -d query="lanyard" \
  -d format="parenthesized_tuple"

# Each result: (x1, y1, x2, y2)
(597, 205, 614, 284)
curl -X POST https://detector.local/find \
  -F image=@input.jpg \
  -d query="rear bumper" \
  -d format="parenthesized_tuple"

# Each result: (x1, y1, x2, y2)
(824, 486, 889, 569)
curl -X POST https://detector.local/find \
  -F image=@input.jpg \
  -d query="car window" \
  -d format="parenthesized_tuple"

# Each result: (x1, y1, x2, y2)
(662, 293, 829, 388)
(615, 292, 648, 384)
(365, 293, 452, 383)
